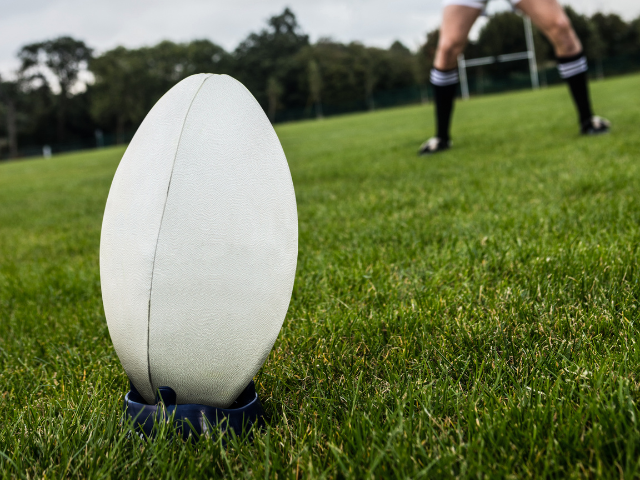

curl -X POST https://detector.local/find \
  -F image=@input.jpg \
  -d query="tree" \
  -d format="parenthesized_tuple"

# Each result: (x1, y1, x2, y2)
(90, 40, 231, 142)
(300, 41, 361, 113)
(266, 76, 283, 122)
(183, 39, 232, 75)
(628, 16, 640, 58)
(420, 29, 439, 69)
(0, 76, 20, 158)
(297, 40, 411, 116)
(90, 47, 150, 144)
(142, 40, 229, 89)
(234, 8, 309, 111)
(362, 48, 377, 110)
(379, 41, 416, 92)
(416, 29, 439, 98)
(18, 36, 92, 143)
(345, 43, 382, 111)
(475, 13, 530, 57)
(591, 12, 632, 58)
(307, 59, 323, 118)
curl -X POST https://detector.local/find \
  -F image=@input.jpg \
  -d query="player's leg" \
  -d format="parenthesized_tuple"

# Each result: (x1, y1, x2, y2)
(516, 0, 610, 134)
(434, 3, 484, 70)
(419, 2, 482, 155)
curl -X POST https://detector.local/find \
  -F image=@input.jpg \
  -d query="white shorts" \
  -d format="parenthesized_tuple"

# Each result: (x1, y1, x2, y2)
(442, 0, 521, 9)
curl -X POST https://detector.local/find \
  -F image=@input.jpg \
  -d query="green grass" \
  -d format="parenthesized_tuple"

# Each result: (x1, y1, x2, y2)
(1, 73, 640, 478)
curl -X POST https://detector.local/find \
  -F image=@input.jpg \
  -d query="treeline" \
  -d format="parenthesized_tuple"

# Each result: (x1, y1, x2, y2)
(1, 7, 639, 158)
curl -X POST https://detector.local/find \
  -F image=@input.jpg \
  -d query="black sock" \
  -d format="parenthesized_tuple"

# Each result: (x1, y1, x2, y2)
(557, 52, 593, 127)
(430, 68, 459, 143)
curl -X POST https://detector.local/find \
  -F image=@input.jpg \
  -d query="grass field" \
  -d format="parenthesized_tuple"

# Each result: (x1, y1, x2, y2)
(1, 73, 640, 478)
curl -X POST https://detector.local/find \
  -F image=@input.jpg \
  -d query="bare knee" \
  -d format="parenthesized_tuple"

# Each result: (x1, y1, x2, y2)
(549, 16, 573, 45)
(546, 15, 582, 56)
(435, 38, 467, 70)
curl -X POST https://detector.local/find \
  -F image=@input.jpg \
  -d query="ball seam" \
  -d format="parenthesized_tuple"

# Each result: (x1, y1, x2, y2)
(145, 74, 214, 398)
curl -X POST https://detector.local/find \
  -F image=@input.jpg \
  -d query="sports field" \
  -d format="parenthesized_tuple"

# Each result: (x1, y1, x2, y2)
(1, 73, 640, 478)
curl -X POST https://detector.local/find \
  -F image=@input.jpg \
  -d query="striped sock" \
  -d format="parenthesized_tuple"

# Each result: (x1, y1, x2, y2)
(557, 52, 593, 126)
(430, 68, 459, 142)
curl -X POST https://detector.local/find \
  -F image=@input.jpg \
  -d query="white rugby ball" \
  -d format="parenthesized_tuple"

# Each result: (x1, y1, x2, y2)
(100, 74, 298, 408)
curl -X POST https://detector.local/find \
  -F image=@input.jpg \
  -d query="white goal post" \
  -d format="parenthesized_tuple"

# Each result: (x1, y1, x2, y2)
(458, 15, 539, 100)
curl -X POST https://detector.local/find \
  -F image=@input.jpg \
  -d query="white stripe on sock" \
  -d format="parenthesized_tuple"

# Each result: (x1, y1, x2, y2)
(431, 69, 459, 86)
(558, 56, 586, 72)
(558, 61, 587, 77)
(430, 70, 458, 80)
(558, 57, 588, 79)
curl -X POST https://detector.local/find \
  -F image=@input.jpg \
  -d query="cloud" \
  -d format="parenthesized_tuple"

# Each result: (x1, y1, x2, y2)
(1, 0, 638, 78)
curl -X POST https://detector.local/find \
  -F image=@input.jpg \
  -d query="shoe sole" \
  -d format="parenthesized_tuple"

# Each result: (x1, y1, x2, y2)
(582, 128, 610, 136)
(418, 146, 451, 156)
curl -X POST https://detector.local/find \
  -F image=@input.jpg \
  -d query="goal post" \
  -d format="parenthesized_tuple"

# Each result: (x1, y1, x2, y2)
(458, 15, 539, 100)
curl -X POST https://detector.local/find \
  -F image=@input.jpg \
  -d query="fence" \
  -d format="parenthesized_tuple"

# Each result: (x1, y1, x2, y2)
(271, 53, 640, 123)
(2, 54, 639, 161)
(0, 130, 136, 162)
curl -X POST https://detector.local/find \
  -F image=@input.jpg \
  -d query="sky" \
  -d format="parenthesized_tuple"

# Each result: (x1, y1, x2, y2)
(1, 0, 639, 81)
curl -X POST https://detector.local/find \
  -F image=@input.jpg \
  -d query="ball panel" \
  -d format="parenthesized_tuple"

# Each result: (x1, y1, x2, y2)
(100, 73, 212, 403)
(148, 75, 298, 407)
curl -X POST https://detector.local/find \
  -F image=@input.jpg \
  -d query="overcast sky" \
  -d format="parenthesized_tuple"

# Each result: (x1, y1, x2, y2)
(2, 0, 639, 79)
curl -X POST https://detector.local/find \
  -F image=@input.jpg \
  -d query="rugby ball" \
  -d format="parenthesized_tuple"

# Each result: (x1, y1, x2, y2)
(100, 74, 298, 408)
